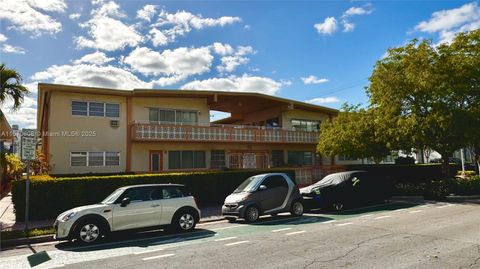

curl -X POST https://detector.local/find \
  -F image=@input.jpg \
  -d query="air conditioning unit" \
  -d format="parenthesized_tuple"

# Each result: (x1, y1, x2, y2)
(110, 120, 119, 128)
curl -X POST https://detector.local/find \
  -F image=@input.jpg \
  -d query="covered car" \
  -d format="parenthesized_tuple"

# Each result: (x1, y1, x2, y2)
(300, 171, 393, 211)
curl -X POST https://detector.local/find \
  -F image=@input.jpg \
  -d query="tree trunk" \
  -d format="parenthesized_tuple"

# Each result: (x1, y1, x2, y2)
(440, 154, 451, 179)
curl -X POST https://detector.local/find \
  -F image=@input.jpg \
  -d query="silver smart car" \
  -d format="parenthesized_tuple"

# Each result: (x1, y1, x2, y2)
(222, 173, 304, 222)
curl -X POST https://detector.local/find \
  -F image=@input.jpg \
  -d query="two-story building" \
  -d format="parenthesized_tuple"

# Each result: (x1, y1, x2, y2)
(37, 83, 347, 184)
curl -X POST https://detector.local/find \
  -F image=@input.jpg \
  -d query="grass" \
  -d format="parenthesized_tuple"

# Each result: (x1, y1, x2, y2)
(1, 227, 55, 241)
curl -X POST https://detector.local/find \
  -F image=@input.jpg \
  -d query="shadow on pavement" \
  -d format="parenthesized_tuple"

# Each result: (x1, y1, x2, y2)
(54, 228, 216, 252)
(325, 202, 417, 216)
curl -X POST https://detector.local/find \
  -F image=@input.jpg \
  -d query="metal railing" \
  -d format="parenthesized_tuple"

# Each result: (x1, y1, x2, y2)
(131, 122, 319, 144)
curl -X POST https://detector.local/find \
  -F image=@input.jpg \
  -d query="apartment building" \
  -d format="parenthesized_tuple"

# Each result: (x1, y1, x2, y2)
(37, 84, 348, 183)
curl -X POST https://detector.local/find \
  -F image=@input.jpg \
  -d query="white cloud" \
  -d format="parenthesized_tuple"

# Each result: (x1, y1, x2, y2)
(75, 1, 143, 51)
(31, 64, 151, 90)
(212, 42, 234, 56)
(0, 34, 7, 42)
(69, 13, 81, 21)
(2, 44, 26, 54)
(27, 0, 67, 12)
(414, 2, 480, 44)
(73, 51, 115, 65)
(152, 75, 187, 87)
(216, 45, 254, 73)
(182, 75, 285, 95)
(342, 20, 355, 32)
(149, 28, 168, 46)
(301, 75, 329, 85)
(314, 17, 338, 35)
(342, 7, 372, 18)
(148, 10, 241, 45)
(136, 4, 157, 22)
(123, 46, 214, 76)
(305, 97, 340, 104)
(0, 0, 65, 36)
(1, 82, 38, 129)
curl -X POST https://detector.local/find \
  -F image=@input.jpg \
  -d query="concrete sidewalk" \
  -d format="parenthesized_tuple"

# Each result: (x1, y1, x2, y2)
(0, 193, 223, 231)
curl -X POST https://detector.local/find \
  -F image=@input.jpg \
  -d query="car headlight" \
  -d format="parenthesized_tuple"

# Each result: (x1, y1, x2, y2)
(61, 211, 77, 222)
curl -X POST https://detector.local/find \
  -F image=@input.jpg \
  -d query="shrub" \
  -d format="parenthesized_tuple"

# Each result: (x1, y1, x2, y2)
(12, 169, 294, 221)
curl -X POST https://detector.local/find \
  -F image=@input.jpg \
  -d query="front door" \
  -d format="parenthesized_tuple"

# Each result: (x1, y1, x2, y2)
(112, 186, 162, 231)
(150, 151, 162, 172)
(259, 175, 289, 212)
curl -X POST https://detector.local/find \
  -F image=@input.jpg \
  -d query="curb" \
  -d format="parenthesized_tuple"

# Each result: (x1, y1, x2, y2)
(1, 216, 226, 248)
(1, 234, 54, 249)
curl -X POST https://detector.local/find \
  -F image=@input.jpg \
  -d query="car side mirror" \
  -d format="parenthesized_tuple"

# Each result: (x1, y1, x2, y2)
(259, 185, 267, 191)
(120, 197, 130, 207)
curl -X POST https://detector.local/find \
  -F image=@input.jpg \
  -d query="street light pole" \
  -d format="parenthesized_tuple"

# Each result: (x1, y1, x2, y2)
(24, 159, 30, 232)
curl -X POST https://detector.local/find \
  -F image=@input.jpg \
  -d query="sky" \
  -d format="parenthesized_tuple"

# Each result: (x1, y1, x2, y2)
(0, 0, 479, 129)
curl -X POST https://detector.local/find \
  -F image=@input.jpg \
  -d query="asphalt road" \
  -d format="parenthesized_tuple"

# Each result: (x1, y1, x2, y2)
(1, 200, 480, 269)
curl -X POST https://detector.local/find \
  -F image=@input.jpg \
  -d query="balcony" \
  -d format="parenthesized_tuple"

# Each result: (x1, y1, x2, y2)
(131, 122, 319, 144)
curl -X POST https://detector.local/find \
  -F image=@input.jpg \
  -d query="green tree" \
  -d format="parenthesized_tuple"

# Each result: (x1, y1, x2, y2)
(0, 63, 29, 110)
(317, 105, 390, 164)
(368, 30, 480, 178)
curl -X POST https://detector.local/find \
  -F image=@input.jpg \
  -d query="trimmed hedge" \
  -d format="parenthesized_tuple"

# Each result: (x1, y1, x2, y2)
(345, 164, 462, 183)
(12, 169, 294, 221)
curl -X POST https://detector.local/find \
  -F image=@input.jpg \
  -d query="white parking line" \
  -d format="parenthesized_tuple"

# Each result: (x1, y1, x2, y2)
(214, 237, 238, 242)
(272, 228, 292, 233)
(134, 248, 164, 255)
(375, 215, 391, 220)
(336, 222, 353, 226)
(285, 230, 306, 236)
(323, 220, 336, 224)
(436, 204, 452, 209)
(360, 214, 373, 218)
(409, 210, 423, 213)
(225, 240, 249, 246)
(142, 253, 175, 261)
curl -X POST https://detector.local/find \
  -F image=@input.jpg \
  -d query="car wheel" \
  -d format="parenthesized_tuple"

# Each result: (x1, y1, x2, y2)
(290, 200, 304, 217)
(173, 211, 197, 232)
(333, 202, 344, 211)
(244, 206, 259, 223)
(75, 220, 104, 244)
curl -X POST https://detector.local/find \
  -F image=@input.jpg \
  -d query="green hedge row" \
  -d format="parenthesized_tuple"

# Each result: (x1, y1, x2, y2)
(394, 176, 480, 199)
(345, 164, 462, 183)
(12, 169, 295, 221)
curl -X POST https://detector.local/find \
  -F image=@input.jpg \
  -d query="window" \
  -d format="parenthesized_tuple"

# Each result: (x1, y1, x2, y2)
(211, 150, 226, 169)
(106, 103, 120, 118)
(70, 151, 120, 167)
(291, 119, 320, 132)
(72, 101, 88, 116)
(71, 101, 119, 118)
(271, 150, 284, 167)
(71, 152, 87, 166)
(149, 108, 197, 124)
(338, 155, 358, 161)
(288, 151, 313, 166)
(162, 187, 186, 199)
(88, 152, 104, 166)
(168, 151, 206, 169)
(266, 117, 280, 128)
(121, 187, 155, 202)
(105, 152, 120, 166)
(262, 176, 288, 189)
(89, 102, 105, 117)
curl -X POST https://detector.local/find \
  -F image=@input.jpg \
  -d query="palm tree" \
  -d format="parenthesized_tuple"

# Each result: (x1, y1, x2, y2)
(0, 63, 29, 110)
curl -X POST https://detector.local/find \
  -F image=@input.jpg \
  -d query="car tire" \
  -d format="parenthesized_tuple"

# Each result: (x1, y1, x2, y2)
(290, 200, 304, 217)
(332, 202, 344, 211)
(74, 219, 106, 244)
(244, 206, 260, 223)
(171, 210, 197, 232)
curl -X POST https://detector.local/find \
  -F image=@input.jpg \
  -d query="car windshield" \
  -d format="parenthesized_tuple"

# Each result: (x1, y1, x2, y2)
(101, 189, 124, 204)
(234, 176, 263, 193)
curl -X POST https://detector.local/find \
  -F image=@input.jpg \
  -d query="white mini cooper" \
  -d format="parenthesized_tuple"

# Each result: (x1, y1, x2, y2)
(54, 184, 201, 244)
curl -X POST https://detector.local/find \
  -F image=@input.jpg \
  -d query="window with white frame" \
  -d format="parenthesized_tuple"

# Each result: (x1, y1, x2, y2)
(71, 101, 119, 118)
(70, 151, 120, 167)
(291, 119, 320, 132)
(149, 108, 198, 124)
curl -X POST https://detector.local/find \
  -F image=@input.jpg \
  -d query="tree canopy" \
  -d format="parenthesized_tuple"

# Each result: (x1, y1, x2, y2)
(0, 63, 29, 111)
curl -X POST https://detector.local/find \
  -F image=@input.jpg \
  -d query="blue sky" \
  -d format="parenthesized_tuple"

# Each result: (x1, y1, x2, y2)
(1, 0, 479, 128)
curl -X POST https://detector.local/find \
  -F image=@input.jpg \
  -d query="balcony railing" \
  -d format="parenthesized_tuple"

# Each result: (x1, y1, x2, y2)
(131, 122, 319, 144)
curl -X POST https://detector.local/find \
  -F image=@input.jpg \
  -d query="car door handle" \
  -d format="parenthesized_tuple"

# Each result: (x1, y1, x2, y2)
(151, 204, 160, 207)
